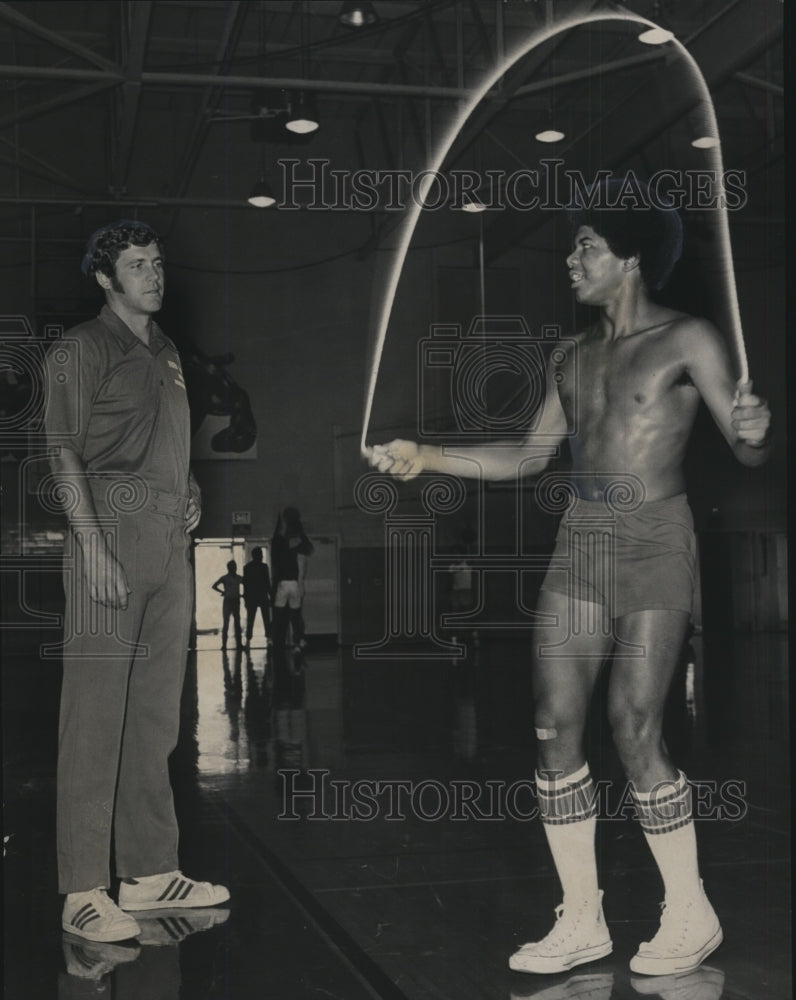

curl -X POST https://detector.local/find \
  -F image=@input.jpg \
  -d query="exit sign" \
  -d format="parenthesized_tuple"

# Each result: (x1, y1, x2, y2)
(232, 511, 251, 526)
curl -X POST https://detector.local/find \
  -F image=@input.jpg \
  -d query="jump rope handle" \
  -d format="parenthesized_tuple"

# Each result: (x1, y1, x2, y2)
(734, 378, 753, 405)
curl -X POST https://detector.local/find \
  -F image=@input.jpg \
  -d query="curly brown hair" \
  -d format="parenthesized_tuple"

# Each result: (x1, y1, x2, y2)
(81, 219, 165, 278)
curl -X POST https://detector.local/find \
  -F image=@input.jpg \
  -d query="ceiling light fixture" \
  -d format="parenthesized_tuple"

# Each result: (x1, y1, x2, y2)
(458, 193, 486, 213)
(286, 90, 320, 134)
(339, 1, 378, 27)
(287, 5, 320, 135)
(638, 27, 675, 44)
(535, 58, 565, 143)
(691, 135, 719, 149)
(247, 175, 276, 208)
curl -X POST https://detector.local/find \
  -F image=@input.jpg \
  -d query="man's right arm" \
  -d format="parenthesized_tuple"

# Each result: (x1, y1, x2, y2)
(49, 447, 130, 609)
(44, 336, 129, 609)
(367, 358, 568, 482)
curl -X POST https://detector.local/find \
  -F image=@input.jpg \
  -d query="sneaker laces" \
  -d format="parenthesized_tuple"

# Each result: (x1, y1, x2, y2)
(519, 901, 591, 956)
(72, 888, 115, 918)
(642, 899, 693, 953)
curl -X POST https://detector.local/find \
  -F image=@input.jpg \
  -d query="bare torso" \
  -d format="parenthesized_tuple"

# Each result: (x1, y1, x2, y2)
(556, 309, 702, 501)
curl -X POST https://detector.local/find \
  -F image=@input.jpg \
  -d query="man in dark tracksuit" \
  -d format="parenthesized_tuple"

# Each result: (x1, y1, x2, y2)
(243, 547, 272, 647)
(45, 221, 229, 944)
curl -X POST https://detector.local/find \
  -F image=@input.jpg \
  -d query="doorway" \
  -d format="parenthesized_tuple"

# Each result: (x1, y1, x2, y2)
(194, 538, 270, 651)
(193, 535, 341, 650)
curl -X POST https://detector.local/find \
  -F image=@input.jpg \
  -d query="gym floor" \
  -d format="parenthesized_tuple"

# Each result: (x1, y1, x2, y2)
(3, 629, 790, 999)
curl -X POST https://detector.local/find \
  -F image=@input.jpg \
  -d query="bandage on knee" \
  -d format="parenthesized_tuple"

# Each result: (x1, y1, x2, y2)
(535, 726, 558, 740)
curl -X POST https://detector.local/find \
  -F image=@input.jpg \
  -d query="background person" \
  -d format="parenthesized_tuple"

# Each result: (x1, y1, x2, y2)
(243, 546, 272, 648)
(271, 507, 314, 649)
(212, 559, 244, 650)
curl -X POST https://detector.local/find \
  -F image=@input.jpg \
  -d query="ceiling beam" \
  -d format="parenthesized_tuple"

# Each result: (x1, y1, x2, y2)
(734, 71, 783, 98)
(0, 2, 118, 73)
(466, 0, 493, 66)
(0, 140, 90, 194)
(0, 194, 377, 211)
(421, 4, 451, 88)
(0, 64, 470, 99)
(111, 2, 154, 192)
(0, 81, 116, 131)
(171, 1, 247, 200)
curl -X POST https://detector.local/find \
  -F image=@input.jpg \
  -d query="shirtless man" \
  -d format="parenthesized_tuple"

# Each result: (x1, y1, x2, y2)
(368, 184, 771, 976)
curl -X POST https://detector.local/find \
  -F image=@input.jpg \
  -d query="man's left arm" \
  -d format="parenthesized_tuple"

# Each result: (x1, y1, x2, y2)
(685, 321, 772, 467)
(186, 470, 202, 531)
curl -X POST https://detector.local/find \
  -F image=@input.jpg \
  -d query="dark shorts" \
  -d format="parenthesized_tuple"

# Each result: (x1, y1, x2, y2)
(539, 493, 696, 619)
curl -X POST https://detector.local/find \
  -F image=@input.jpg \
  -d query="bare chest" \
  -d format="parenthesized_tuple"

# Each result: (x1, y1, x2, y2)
(556, 334, 694, 426)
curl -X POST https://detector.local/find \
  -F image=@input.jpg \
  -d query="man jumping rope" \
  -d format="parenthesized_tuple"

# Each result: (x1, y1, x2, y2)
(369, 180, 771, 976)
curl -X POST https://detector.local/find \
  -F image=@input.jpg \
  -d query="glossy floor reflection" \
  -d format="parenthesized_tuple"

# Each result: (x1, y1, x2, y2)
(3, 631, 790, 999)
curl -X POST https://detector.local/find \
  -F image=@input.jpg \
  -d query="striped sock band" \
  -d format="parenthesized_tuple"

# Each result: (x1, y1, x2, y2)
(632, 770, 693, 835)
(536, 762, 598, 826)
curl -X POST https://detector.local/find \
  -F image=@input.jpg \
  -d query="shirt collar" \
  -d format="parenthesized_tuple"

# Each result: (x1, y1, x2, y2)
(99, 304, 168, 355)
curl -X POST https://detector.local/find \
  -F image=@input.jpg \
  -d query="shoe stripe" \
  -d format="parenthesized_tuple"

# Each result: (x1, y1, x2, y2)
(177, 881, 194, 900)
(169, 879, 188, 901)
(166, 878, 190, 901)
(158, 918, 182, 941)
(75, 908, 100, 929)
(72, 903, 94, 922)
(72, 947, 97, 971)
(157, 878, 180, 902)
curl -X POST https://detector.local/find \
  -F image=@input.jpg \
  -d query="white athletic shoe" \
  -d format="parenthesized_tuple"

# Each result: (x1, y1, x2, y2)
(135, 906, 230, 946)
(630, 965, 725, 999)
(509, 891, 613, 975)
(61, 933, 141, 979)
(118, 871, 230, 911)
(629, 884, 722, 976)
(510, 971, 615, 999)
(62, 888, 141, 943)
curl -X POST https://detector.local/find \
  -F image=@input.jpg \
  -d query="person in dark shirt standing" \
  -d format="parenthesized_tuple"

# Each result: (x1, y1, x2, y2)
(242, 547, 272, 648)
(270, 507, 313, 648)
(44, 220, 229, 944)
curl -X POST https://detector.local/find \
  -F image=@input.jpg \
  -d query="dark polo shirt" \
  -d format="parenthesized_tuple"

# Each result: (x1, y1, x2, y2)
(45, 304, 191, 499)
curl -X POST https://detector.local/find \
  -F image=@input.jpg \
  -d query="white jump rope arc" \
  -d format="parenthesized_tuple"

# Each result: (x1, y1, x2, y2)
(360, 10, 750, 456)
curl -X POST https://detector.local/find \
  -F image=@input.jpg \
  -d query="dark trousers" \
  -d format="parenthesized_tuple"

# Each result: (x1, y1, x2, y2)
(222, 597, 242, 647)
(245, 597, 271, 641)
(56, 508, 192, 894)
